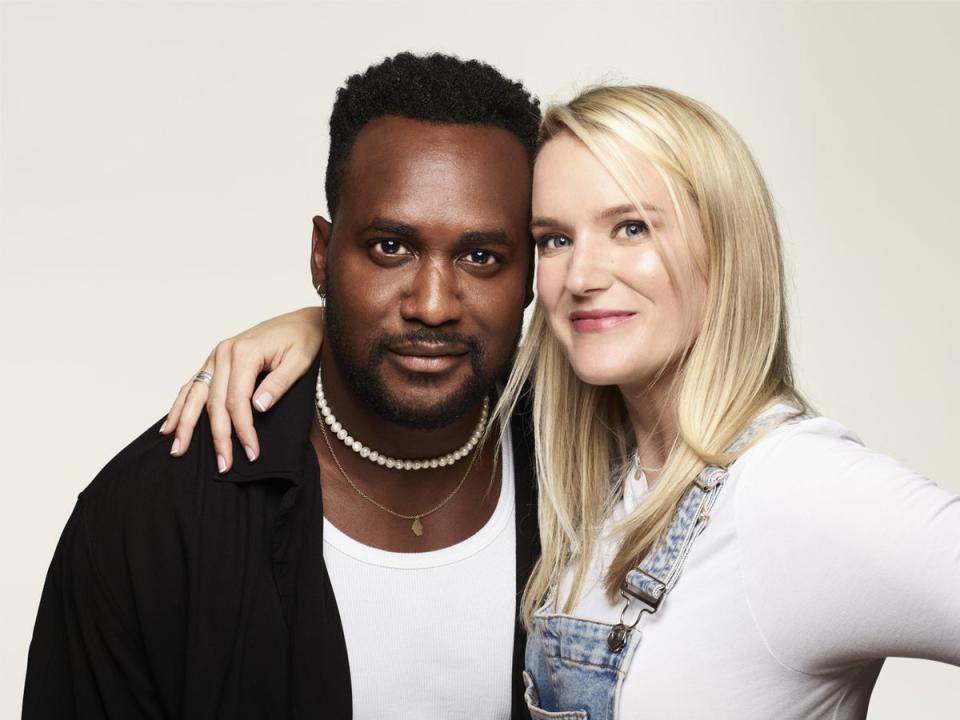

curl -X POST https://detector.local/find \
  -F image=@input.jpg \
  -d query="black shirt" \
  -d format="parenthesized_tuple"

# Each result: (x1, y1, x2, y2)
(23, 354, 539, 719)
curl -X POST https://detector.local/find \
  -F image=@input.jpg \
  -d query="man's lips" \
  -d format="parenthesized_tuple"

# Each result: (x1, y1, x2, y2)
(390, 343, 470, 357)
(569, 309, 636, 332)
(387, 343, 470, 373)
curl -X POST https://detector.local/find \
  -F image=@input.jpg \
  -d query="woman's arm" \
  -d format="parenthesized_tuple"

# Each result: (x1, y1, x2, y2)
(736, 418, 960, 673)
(161, 307, 324, 472)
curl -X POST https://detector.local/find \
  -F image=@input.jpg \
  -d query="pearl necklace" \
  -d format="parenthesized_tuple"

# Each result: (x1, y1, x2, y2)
(315, 368, 490, 471)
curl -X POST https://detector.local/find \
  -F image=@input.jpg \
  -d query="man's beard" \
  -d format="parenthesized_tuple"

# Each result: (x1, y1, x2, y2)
(324, 288, 516, 431)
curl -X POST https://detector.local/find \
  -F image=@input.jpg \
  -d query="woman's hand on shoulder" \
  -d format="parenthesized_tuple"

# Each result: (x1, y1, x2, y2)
(160, 307, 325, 472)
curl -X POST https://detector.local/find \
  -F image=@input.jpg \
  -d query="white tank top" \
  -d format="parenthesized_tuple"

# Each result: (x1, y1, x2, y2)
(323, 431, 516, 720)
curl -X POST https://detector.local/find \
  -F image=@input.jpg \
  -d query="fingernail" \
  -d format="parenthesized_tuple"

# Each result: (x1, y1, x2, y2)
(254, 392, 273, 412)
(159, 421, 167, 434)
(244, 445, 257, 462)
(170, 438, 180, 455)
(217, 454, 227, 473)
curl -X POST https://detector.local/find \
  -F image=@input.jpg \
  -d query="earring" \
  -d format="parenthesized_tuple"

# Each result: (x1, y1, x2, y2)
(316, 284, 327, 308)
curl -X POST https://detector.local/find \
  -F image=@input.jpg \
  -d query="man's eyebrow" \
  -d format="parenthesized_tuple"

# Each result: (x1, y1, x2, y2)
(460, 229, 510, 246)
(362, 218, 419, 238)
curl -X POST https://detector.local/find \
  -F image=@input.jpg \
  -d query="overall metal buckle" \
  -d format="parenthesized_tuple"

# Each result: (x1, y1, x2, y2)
(607, 570, 666, 652)
(621, 568, 667, 611)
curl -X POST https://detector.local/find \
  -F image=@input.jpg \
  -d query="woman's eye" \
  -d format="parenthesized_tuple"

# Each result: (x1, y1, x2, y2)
(537, 234, 571, 251)
(615, 221, 649, 239)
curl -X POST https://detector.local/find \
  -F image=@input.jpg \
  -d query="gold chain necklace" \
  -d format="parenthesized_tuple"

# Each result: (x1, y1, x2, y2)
(317, 405, 484, 536)
(634, 450, 664, 479)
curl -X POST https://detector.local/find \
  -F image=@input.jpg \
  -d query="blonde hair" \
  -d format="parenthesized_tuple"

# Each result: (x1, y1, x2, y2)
(494, 85, 807, 626)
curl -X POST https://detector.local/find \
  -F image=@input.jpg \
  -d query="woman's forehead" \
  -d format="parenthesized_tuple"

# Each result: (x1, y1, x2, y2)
(532, 133, 674, 220)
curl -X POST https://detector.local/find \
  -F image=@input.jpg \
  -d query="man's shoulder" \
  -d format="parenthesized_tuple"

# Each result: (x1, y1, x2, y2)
(46, 415, 223, 636)
(72, 411, 251, 595)
(79, 414, 219, 523)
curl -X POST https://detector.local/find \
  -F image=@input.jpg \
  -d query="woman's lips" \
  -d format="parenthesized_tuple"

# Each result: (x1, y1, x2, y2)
(569, 310, 636, 333)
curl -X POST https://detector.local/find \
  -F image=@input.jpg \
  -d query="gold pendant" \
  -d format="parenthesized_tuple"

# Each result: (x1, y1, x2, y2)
(411, 516, 424, 536)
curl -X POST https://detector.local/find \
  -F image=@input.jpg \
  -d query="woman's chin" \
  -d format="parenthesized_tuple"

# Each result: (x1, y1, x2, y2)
(567, 356, 664, 391)
(569, 365, 634, 389)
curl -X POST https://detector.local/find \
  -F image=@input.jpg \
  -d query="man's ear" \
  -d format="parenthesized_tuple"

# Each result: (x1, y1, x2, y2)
(311, 215, 332, 292)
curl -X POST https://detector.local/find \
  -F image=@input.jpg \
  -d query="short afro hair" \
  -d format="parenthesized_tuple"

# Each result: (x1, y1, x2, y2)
(324, 52, 541, 217)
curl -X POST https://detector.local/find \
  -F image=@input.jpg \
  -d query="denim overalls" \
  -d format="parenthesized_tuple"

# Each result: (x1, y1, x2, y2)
(523, 409, 803, 720)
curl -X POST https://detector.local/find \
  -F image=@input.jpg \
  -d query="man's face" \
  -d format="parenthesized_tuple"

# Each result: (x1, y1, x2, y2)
(314, 116, 532, 429)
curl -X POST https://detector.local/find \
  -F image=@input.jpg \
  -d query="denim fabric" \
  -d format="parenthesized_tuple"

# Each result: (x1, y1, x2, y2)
(524, 408, 804, 719)
(523, 469, 715, 719)
(623, 465, 725, 604)
(524, 615, 639, 719)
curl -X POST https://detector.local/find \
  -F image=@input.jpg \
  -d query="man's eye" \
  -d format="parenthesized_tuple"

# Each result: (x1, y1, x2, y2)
(374, 239, 410, 256)
(537, 234, 571, 252)
(464, 250, 496, 265)
(615, 221, 649, 239)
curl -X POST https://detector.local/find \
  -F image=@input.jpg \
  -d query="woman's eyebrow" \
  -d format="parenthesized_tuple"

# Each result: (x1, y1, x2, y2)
(531, 203, 664, 230)
(530, 216, 559, 229)
(597, 203, 663, 220)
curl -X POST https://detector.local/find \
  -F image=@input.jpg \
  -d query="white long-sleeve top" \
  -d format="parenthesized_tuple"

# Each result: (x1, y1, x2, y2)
(559, 413, 960, 718)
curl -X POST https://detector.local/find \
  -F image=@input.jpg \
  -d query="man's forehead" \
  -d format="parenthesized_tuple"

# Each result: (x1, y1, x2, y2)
(338, 116, 532, 230)
(345, 117, 527, 184)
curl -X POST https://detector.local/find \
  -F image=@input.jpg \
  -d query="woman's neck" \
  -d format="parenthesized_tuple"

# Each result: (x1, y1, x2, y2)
(620, 370, 681, 483)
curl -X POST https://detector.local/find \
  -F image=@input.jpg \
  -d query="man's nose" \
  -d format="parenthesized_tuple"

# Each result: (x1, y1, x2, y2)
(400, 256, 463, 327)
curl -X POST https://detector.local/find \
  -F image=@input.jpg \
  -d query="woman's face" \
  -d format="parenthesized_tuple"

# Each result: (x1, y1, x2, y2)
(532, 132, 707, 391)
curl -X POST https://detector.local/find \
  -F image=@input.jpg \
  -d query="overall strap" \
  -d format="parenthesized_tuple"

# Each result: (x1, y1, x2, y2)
(619, 465, 726, 615)
(607, 405, 806, 652)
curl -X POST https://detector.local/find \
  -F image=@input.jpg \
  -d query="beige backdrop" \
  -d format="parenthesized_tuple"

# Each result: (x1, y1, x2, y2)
(2, 1, 958, 717)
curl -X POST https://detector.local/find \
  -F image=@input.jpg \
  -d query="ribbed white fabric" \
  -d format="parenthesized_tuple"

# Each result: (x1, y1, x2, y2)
(323, 431, 516, 720)
(560, 411, 960, 719)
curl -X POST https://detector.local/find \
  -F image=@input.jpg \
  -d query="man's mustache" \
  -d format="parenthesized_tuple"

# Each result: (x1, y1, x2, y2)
(373, 328, 484, 358)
